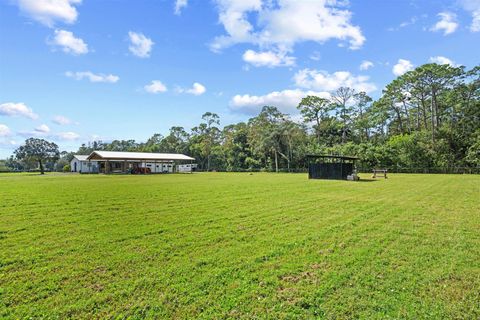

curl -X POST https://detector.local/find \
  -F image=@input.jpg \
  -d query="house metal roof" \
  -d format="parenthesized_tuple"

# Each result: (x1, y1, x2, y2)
(86, 151, 195, 161)
(73, 155, 89, 161)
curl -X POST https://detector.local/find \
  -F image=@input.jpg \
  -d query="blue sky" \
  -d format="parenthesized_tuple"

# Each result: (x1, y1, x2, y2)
(0, 0, 479, 157)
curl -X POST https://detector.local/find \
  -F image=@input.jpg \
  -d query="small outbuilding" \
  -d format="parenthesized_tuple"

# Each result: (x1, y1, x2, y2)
(307, 154, 359, 180)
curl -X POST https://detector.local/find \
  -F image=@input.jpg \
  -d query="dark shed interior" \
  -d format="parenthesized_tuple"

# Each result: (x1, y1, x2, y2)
(307, 155, 359, 180)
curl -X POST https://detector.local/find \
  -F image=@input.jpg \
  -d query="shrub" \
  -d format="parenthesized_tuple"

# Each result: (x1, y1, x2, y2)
(63, 164, 71, 172)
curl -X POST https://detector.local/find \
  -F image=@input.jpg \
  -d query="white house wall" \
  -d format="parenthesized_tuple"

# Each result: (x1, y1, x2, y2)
(70, 159, 99, 173)
(141, 162, 173, 173)
(80, 161, 99, 173)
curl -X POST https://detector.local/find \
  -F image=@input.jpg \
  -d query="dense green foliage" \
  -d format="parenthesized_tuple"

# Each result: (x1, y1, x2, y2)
(68, 63, 478, 172)
(1, 173, 479, 318)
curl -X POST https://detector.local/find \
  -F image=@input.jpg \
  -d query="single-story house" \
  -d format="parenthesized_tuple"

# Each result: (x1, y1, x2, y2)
(70, 155, 99, 173)
(83, 150, 196, 174)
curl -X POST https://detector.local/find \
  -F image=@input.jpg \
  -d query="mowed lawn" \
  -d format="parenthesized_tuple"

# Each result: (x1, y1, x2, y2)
(0, 173, 479, 319)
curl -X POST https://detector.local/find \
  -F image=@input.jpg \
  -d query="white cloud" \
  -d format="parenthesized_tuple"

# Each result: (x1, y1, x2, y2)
(175, 0, 188, 15)
(55, 131, 80, 140)
(242, 49, 295, 67)
(459, 0, 480, 32)
(0, 124, 11, 137)
(388, 16, 418, 31)
(429, 56, 457, 66)
(471, 10, 480, 32)
(230, 89, 331, 115)
(359, 60, 374, 70)
(293, 69, 377, 93)
(18, 129, 45, 137)
(65, 71, 119, 83)
(35, 124, 50, 133)
(128, 31, 154, 58)
(18, 128, 79, 141)
(0, 139, 17, 147)
(188, 83, 206, 95)
(0, 102, 38, 120)
(430, 12, 458, 35)
(399, 16, 417, 28)
(211, 0, 365, 54)
(50, 29, 88, 55)
(15, 0, 81, 27)
(392, 59, 414, 76)
(309, 51, 321, 61)
(144, 80, 168, 94)
(178, 82, 207, 95)
(52, 115, 72, 125)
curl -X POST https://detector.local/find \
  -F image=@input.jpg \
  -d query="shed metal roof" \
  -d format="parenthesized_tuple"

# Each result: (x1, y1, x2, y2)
(306, 154, 359, 161)
(73, 155, 89, 161)
(87, 151, 195, 161)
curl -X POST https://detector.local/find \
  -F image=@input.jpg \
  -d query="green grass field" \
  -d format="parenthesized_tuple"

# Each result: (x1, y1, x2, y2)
(1, 173, 479, 319)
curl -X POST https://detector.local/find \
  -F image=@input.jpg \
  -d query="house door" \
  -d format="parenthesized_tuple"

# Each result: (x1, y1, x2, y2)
(74, 162, 77, 172)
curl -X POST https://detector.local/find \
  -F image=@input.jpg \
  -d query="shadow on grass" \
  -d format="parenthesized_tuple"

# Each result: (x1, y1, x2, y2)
(357, 179, 378, 182)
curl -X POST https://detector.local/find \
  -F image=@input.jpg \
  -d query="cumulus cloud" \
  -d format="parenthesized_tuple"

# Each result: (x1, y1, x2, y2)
(52, 115, 72, 125)
(230, 89, 331, 115)
(128, 31, 154, 58)
(359, 60, 374, 70)
(430, 12, 458, 35)
(177, 82, 207, 95)
(211, 0, 365, 57)
(293, 69, 377, 93)
(392, 59, 414, 76)
(242, 49, 295, 67)
(15, 0, 81, 27)
(49, 29, 88, 55)
(0, 124, 11, 137)
(55, 131, 80, 140)
(429, 56, 457, 66)
(35, 124, 50, 133)
(0, 102, 38, 119)
(174, 0, 188, 15)
(144, 80, 168, 94)
(65, 71, 119, 83)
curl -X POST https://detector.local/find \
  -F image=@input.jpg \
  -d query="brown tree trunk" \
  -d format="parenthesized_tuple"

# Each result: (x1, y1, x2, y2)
(416, 103, 421, 130)
(431, 97, 436, 143)
(402, 101, 411, 133)
(38, 159, 44, 174)
(420, 98, 428, 129)
(394, 107, 404, 133)
(274, 151, 278, 173)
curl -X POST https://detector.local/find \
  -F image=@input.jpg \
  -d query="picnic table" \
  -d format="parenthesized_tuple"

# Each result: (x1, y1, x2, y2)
(372, 169, 388, 179)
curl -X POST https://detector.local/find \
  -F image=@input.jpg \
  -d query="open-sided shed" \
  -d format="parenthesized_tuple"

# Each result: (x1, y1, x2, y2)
(307, 155, 359, 180)
(86, 151, 195, 174)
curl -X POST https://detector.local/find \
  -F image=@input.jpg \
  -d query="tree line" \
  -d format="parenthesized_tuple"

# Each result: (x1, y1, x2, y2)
(6, 63, 480, 173)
